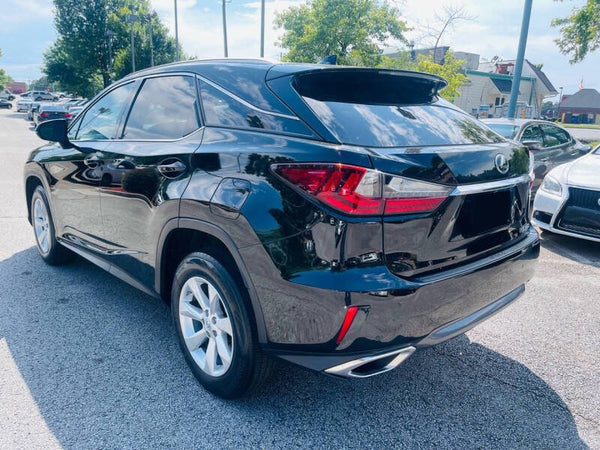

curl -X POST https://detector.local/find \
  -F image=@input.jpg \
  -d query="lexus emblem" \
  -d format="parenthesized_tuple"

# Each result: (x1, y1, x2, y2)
(494, 153, 510, 174)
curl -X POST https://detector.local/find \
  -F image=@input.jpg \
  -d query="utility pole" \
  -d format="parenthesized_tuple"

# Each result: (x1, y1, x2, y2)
(508, 0, 533, 119)
(174, 0, 180, 61)
(126, 14, 138, 73)
(146, 15, 154, 67)
(260, 0, 265, 57)
(222, 0, 229, 57)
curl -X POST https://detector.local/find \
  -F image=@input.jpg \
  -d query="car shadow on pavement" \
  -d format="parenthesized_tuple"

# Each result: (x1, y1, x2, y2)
(539, 229, 600, 268)
(0, 247, 588, 449)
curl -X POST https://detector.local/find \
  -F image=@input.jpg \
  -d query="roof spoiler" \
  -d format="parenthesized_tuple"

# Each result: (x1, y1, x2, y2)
(289, 68, 447, 105)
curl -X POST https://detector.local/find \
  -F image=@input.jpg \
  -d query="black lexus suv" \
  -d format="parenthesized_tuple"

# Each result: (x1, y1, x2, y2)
(24, 59, 539, 398)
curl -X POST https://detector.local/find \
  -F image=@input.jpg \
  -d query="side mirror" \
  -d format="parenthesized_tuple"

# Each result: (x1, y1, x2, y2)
(522, 140, 542, 151)
(576, 142, 591, 154)
(36, 119, 71, 147)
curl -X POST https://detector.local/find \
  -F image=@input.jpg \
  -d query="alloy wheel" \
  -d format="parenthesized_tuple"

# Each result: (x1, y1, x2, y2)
(178, 276, 234, 377)
(33, 197, 51, 255)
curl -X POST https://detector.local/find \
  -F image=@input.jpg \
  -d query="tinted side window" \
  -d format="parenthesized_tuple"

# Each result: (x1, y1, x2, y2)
(541, 124, 571, 147)
(72, 82, 135, 141)
(521, 125, 543, 144)
(123, 75, 201, 140)
(199, 81, 315, 138)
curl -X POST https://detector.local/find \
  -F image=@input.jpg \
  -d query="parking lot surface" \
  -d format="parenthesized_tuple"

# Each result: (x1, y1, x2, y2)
(0, 108, 599, 449)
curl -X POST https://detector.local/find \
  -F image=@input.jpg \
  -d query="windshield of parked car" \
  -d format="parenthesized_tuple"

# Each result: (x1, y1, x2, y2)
(293, 71, 504, 148)
(484, 123, 520, 139)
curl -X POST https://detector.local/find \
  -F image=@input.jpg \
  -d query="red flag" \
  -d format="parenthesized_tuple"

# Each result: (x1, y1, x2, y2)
(579, 79, 584, 90)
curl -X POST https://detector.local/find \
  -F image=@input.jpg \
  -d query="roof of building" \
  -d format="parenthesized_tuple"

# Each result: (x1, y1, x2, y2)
(477, 59, 556, 94)
(490, 78, 513, 93)
(559, 89, 600, 110)
(525, 60, 556, 93)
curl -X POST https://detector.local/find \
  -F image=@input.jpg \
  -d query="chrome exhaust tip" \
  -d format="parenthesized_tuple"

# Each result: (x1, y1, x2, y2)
(324, 346, 416, 378)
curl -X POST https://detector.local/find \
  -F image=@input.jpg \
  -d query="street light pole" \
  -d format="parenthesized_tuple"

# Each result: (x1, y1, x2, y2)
(146, 15, 154, 67)
(222, 0, 229, 57)
(126, 14, 138, 73)
(105, 29, 115, 82)
(260, 0, 265, 57)
(174, 0, 180, 61)
(507, 0, 533, 119)
(557, 86, 563, 121)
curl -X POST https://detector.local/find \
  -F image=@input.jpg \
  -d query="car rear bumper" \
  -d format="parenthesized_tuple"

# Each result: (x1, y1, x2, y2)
(258, 227, 539, 373)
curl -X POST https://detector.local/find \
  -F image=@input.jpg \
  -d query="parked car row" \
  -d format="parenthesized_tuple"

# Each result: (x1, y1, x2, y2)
(482, 118, 591, 194)
(481, 118, 599, 243)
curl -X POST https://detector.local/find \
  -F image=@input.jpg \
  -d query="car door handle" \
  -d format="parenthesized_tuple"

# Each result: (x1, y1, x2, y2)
(84, 153, 103, 168)
(157, 160, 186, 177)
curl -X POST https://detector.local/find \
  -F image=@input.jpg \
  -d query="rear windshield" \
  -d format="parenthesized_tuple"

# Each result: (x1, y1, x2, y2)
(293, 71, 504, 148)
(485, 123, 519, 139)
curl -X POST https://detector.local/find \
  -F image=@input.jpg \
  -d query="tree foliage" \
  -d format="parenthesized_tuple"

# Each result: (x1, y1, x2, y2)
(412, 51, 467, 102)
(552, 0, 600, 63)
(0, 48, 13, 91)
(44, 0, 181, 97)
(275, 0, 408, 66)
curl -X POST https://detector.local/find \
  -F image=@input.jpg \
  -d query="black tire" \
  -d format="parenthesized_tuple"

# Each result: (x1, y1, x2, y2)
(171, 252, 273, 399)
(30, 186, 74, 265)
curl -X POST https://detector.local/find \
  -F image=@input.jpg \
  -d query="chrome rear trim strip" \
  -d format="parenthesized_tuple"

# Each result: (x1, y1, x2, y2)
(450, 175, 530, 195)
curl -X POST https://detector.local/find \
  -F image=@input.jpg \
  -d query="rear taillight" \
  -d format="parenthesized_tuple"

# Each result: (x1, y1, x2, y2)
(273, 163, 451, 216)
(64, 112, 72, 118)
(39, 112, 49, 117)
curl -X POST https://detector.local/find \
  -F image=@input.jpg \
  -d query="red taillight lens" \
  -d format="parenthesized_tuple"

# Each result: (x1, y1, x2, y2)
(336, 306, 359, 344)
(273, 163, 451, 216)
(39, 112, 49, 117)
(64, 112, 72, 118)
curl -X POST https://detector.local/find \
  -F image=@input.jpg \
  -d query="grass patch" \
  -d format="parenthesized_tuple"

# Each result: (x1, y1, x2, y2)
(562, 123, 600, 129)
(587, 140, 600, 149)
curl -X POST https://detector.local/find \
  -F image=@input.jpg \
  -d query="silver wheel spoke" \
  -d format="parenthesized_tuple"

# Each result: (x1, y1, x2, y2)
(215, 334, 232, 364)
(185, 330, 207, 351)
(208, 284, 220, 314)
(215, 317, 232, 336)
(204, 338, 217, 374)
(180, 302, 204, 322)
(190, 278, 210, 311)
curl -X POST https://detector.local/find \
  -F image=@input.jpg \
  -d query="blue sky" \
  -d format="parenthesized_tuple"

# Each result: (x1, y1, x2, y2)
(1, 0, 599, 99)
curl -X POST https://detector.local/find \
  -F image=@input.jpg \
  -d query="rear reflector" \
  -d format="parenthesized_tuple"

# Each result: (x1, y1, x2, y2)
(336, 306, 359, 344)
(273, 163, 451, 216)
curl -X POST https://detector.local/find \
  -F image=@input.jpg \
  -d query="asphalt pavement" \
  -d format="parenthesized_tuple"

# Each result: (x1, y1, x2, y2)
(568, 126, 600, 143)
(0, 108, 599, 449)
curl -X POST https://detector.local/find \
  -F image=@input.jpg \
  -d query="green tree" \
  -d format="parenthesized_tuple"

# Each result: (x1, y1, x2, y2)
(275, 0, 408, 66)
(412, 51, 467, 102)
(44, 0, 182, 97)
(0, 48, 13, 91)
(379, 50, 467, 102)
(552, 0, 600, 63)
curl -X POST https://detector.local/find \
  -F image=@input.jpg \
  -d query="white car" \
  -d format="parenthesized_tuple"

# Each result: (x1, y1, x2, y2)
(532, 145, 600, 242)
(16, 98, 33, 112)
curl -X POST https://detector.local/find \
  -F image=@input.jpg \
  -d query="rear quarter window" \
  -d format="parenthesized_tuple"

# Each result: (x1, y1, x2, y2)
(199, 80, 315, 138)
